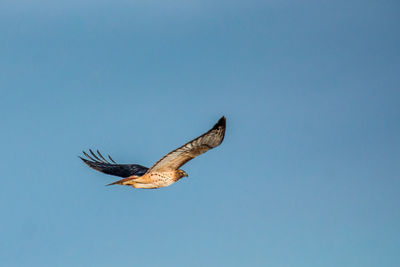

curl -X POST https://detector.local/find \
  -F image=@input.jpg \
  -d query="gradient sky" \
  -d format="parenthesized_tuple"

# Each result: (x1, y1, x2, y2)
(1, 1, 399, 266)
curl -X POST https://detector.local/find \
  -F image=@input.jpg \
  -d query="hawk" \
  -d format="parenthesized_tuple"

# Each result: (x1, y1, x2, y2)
(80, 116, 226, 189)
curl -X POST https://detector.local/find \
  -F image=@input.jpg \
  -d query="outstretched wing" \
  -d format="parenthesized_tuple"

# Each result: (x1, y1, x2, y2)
(80, 149, 148, 178)
(149, 116, 226, 172)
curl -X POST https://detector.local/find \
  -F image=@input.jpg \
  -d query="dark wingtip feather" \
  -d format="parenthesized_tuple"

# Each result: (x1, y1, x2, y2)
(96, 150, 110, 164)
(79, 155, 99, 170)
(108, 155, 117, 164)
(89, 149, 105, 163)
(213, 116, 226, 130)
(82, 151, 97, 162)
(79, 156, 90, 164)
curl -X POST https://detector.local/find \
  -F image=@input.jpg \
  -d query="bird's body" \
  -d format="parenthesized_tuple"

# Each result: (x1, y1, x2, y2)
(109, 170, 187, 189)
(80, 116, 226, 189)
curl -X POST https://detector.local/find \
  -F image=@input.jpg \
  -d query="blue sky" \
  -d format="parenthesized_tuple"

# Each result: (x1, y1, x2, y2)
(0, 1, 399, 266)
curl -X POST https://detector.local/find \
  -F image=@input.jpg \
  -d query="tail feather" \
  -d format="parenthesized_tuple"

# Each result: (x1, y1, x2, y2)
(107, 177, 136, 186)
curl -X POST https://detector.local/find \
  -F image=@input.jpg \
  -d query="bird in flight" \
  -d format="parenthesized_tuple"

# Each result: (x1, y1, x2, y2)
(80, 116, 226, 189)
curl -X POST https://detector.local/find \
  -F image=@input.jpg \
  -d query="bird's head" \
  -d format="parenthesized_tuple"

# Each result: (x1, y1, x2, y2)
(177, 169, 189, 178)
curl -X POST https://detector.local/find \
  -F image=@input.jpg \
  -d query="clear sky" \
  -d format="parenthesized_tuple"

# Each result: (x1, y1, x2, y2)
(1, 1, 399, 266)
